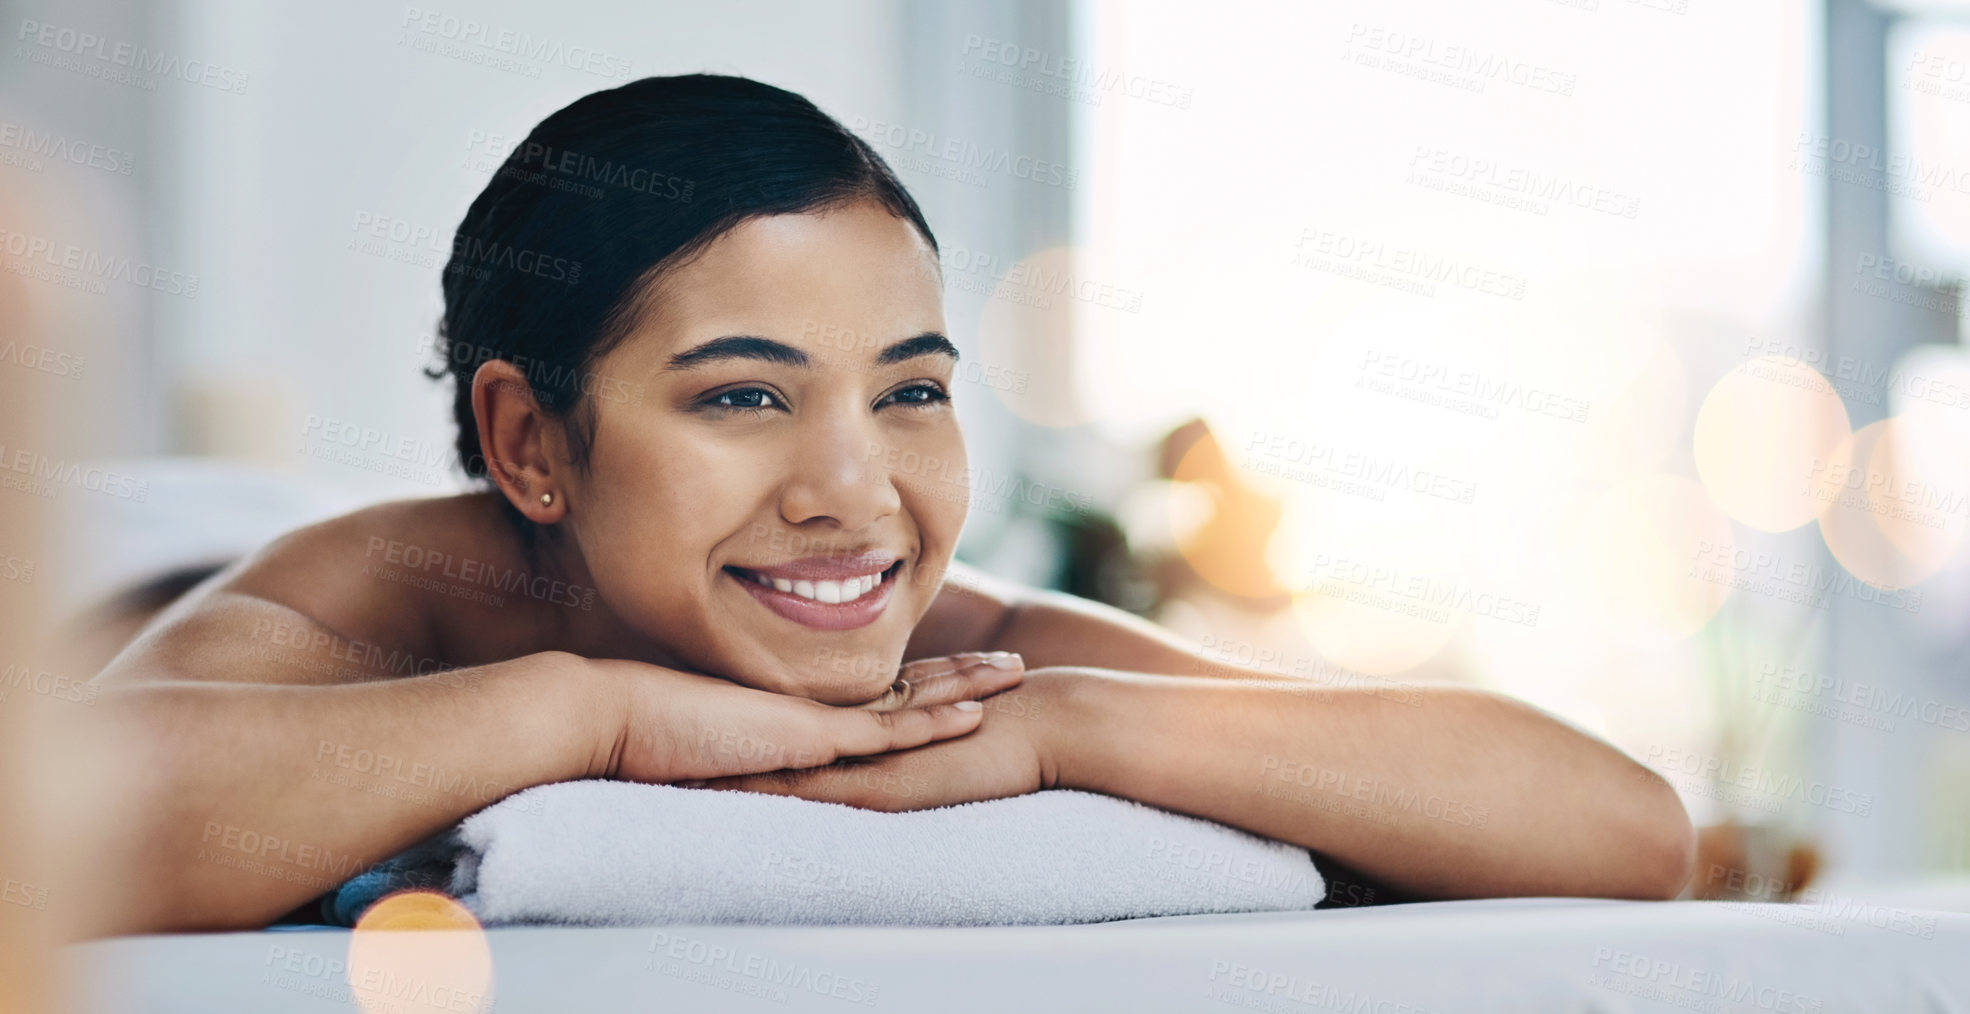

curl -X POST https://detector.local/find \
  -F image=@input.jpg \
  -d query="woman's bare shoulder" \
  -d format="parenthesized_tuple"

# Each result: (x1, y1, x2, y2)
(98, 493, 517, 685)
(225, 493, 507, 636)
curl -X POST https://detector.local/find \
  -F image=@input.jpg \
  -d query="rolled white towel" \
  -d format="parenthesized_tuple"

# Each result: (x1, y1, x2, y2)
(342, 781, 1325, 927)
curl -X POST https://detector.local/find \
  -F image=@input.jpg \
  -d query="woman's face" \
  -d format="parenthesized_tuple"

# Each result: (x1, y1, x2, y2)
(558, 200, 967, 704)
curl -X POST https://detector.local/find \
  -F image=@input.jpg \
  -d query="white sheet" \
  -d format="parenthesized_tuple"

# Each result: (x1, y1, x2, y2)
(67, 897, 1970, 1013)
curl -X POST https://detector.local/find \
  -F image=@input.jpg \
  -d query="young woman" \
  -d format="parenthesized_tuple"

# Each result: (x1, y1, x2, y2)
(92, 74, 1695, 933)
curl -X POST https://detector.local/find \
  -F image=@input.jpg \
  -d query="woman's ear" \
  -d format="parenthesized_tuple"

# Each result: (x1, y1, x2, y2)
(471, 360, 568, 523)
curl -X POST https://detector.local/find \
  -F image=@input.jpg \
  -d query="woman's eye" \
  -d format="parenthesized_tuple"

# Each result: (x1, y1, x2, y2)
(704, 387, 781, 413)
(883, 382, 950, 408)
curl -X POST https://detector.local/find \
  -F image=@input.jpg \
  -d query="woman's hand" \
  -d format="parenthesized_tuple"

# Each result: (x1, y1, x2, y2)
(591, 651, 1027, 785)
(689, 666, 1088, 811)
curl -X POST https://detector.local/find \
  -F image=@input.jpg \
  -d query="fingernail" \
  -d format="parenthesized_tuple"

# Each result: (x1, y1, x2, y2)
(984, 651, 1023, 669)
(953, 700, 983, 711)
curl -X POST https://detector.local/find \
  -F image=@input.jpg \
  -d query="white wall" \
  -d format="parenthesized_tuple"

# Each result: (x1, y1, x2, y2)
(152, 0, 916, 497)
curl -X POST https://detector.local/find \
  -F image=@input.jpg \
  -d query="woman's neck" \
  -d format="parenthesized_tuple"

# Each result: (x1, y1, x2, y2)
(474, 491, 691, 673)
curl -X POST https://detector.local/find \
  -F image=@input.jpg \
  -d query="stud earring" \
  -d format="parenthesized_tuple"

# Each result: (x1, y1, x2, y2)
(540, 492, 554, 508)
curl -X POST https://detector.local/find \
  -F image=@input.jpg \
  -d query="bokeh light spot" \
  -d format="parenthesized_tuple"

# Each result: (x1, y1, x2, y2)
(1693, 355, 1852, 532)
(347, 890, 494, 1014)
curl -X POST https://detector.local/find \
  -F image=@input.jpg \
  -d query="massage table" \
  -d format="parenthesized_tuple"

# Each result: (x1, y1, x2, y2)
(68, 895, 1970, 1012)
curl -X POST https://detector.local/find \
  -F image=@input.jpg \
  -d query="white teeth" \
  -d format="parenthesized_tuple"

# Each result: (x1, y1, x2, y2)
(737, 564, 894, 604)
(746, 567, 892, 604)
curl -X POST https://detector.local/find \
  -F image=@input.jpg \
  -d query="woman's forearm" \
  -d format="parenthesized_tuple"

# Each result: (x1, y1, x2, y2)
(1050, 669, 1696, 901)
(95, 652, 616, 933)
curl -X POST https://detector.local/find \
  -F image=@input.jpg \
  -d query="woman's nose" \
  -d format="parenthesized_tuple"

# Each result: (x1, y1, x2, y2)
(778, 413, 902, 531)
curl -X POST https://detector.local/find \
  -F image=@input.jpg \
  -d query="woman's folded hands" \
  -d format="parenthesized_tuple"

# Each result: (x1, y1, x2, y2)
(590, 650, 1034, 791)
(682, 664, 1095, 812)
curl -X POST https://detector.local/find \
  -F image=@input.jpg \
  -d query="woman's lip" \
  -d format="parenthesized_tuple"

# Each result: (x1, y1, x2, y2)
(727, 551, 901, 582)
(728, 561, 901, 631)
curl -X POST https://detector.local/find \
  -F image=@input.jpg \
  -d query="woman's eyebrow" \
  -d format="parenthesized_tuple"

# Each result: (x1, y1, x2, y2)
(876, 332, 960, 365)
(663, 331, 959, 371)
(664, 335, 807, 371)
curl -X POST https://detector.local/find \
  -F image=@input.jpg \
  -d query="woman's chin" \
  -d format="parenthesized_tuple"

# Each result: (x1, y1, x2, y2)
(719, 647, 903, 706)
(789, 666, 902, 707)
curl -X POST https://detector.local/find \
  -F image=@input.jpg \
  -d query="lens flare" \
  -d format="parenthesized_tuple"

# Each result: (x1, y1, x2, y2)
(1572, 474, 1734, 638)
(1169, 431, 1289, 600)
(347, 890, 494, 1014)
(1693, 355, 1852, 532)
(973, 245, 1101, 428)
(1812, 417, 1967, 590)
(1287, 527, 1463, 675)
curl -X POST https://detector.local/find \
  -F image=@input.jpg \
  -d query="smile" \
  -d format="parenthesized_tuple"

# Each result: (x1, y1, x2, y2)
(723, 559, 903, 631)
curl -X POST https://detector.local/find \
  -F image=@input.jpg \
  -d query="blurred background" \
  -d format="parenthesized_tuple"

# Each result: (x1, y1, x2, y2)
(4, 0, 1970, 995)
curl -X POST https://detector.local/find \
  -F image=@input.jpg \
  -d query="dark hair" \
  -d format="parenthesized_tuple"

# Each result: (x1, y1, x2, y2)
(428, 73, 940, 497)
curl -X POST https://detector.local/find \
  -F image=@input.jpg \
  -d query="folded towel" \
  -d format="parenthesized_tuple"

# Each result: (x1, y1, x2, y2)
(331, 781, 1324, 927)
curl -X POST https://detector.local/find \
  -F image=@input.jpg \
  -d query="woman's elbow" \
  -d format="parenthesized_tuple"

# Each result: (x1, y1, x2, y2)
(1621, 771, 1698, 900)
